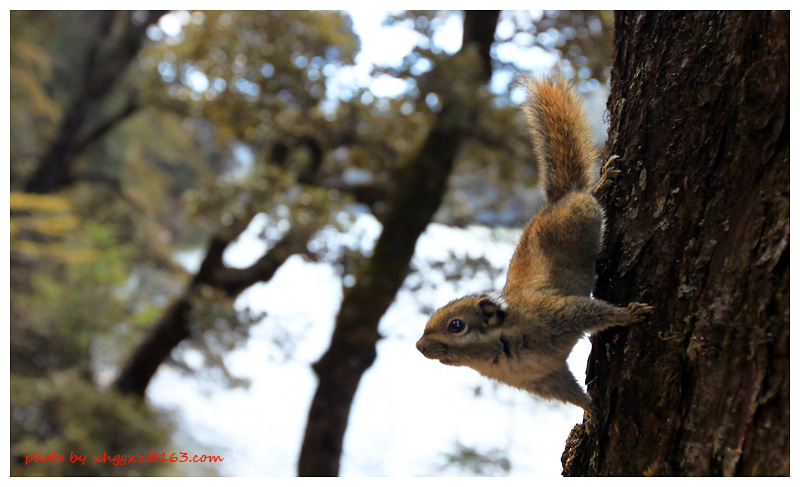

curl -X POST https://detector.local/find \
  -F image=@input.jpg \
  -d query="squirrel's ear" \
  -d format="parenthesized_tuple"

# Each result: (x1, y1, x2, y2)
(477, 296, 506, 327)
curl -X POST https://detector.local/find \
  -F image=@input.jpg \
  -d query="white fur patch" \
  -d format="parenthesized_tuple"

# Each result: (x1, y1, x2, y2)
(483, 291, 508, 312)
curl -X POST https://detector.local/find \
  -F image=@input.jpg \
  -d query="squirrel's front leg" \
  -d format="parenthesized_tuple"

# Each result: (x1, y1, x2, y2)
(520, 299, 653, 413)
(557, 296, 653, 334)
(526, 295, 654, 352)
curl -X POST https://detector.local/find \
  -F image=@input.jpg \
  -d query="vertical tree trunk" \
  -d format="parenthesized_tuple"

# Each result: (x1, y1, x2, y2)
(24, 10, 165, 194)
(562, 11, 788, 476)
(296, 11, 500, 477)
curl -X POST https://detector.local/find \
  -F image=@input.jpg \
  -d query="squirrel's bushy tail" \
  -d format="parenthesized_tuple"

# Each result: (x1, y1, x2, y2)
(523, 74, 598, 203)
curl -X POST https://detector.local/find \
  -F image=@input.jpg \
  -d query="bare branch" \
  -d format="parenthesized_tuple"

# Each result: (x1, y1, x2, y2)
(72, 97, 141, 156)
(113, 221, 321, 398)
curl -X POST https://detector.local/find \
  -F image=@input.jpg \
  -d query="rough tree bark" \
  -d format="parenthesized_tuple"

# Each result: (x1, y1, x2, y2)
(562, 11, 788, 476)
(296, 11, 500, 477)
(25, 10, 165, 194)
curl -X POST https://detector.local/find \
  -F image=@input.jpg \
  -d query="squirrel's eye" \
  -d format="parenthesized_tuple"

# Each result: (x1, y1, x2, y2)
(447, 319, 466, 334)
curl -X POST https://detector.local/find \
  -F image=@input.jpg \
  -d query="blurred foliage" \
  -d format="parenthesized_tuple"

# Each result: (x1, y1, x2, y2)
(438, 442, 512, 476)
(498, 10, 613, 83)
(10, 193, 89, 263)
(386, 10, 612, 85)
(139, 11, 359, 139)
(381, 10, 612, 225)
(10, 191, 177, 475)
(10, 372, 173, 476)
(166, 287, 266, 389)
(11, 206, 131, 375)
(9, 9, 613, 476)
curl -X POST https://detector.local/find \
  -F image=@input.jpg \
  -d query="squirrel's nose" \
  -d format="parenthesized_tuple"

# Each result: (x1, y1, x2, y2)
(416, 340, 426, 354)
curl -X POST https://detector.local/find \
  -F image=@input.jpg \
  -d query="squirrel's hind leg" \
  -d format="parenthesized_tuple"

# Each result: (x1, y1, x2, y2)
(522, 365, 592, 412)
(593, 154, 622, 196)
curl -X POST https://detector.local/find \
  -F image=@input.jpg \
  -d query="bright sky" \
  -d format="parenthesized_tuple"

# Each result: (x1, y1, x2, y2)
(155, 10, 566, 107)
(343, 10, 559, 100)
(147, 9, 593, 477)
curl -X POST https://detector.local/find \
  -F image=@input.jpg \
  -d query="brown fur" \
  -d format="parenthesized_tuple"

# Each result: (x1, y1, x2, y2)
(523, 74, 598, 203)
(416, 75, 652, 412)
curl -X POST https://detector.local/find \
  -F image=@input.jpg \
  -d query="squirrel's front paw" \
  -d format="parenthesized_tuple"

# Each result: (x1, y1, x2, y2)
(627, 302, 655, 322)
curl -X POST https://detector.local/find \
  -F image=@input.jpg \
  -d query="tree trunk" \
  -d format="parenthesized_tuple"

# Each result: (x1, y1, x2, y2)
(24, 10, 165, 194)
(296, 11, 500, 477)
(562, 11, 788, 476)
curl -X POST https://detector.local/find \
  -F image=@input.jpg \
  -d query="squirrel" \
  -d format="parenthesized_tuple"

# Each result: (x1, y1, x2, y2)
(415, 74, 653, 413)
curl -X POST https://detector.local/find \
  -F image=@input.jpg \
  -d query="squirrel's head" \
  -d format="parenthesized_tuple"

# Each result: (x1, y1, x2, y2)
(416, 293, 507, 366)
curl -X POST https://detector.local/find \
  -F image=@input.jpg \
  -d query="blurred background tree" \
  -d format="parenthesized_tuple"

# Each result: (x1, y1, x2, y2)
(9, 9, 613, 476)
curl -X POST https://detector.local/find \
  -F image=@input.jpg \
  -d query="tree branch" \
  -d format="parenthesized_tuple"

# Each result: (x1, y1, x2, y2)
(112, 221, 321, 398)
(25, 10, 165, 194)
(72, 97, 141, 157)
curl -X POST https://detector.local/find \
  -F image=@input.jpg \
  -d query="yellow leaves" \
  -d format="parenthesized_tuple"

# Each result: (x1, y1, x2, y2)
(10, 241, 98, 263)
(27, 214, 81, 236)
(10, 39, 53, 79)
(10, 192, 79, 237)
(10, 68, 61, 124)
(10, 38, 61, 145)
(10, 192, 71, 212)
(10, 192, 97, 263)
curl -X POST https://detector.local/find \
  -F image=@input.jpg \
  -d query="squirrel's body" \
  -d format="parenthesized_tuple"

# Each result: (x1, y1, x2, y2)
(416, 75, 652, 412)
